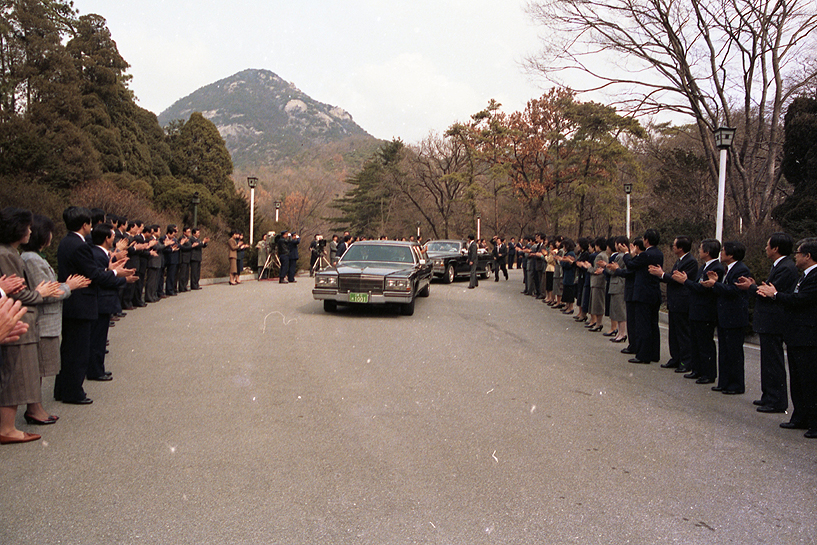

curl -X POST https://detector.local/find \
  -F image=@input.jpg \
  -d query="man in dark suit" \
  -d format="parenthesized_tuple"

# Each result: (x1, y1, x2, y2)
(54, 207, 134, 404)
(757, 237, 817, 438)
(133, 221, 149, 307)
(189, 228, 208, 290)
(163, 225, 180, 295)
(492, 237, 508, 281)
(735, 233, 799, 412)
(622, 229, 664, 363)
(650, 236, 698, 371)
(673, 239, 725, 384)
(467, 234, 479, 289)
(144, 226, 164, 302)
(87, 223, 119, 381)
(177, 227, 193, 292)
(704, 241, 752, 394)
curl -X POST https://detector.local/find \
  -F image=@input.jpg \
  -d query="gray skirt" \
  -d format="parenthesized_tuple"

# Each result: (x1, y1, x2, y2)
(0, 342, 42, 406)
(609, 292, 626, 322)
(38, 336, 60, 377)
(590, 286, 606, 315)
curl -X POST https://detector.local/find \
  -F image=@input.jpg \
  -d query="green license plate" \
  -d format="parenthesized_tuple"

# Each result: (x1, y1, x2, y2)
(348, 292, 369, 303)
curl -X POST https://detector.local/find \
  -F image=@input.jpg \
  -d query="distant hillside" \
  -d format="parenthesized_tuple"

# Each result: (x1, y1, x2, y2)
(158, 69, 381, 170)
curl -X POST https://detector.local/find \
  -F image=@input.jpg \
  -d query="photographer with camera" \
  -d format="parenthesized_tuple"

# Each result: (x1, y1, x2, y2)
(309, 234, 327, 277)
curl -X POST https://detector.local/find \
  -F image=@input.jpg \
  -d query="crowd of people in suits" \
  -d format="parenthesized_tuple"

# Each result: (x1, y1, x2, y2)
(490, 230, 817, 440)
(0, 205, 210, 445)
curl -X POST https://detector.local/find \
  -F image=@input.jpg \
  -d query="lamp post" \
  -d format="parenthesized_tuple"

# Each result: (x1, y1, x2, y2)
(416, 221, 421, 239)
(713, 127, 736, 241)
(476, 215, 481, 241)
(623, 183, 633, 239)
(191, 191, 200, 229)
(274, 201, 281, 223)
(247, 176, 258, 245)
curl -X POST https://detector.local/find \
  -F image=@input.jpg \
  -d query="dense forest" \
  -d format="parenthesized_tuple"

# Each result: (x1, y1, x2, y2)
(0, 1, 248, 275)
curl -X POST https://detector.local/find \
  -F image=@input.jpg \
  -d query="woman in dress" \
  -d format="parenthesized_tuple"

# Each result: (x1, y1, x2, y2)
(0, 208, 62, 444)
(20, 215, 89, 424)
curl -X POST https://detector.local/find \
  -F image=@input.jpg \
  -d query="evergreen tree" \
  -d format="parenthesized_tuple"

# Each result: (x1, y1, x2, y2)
(773, 97, 817, 237)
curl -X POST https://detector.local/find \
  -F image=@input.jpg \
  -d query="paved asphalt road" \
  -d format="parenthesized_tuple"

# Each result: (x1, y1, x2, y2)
(1, 270, 815, 544)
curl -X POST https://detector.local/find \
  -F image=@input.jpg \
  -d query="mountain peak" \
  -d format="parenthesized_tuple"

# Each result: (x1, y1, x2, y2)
(158, 68, 374, 168)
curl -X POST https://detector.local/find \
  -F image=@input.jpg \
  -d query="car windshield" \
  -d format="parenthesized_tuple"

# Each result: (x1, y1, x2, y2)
(426, 241, 461, 253)
(341, 244, 415, 264)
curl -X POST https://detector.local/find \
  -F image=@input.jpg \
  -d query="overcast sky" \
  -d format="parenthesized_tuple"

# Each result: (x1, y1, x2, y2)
(70, 0, 548, 143)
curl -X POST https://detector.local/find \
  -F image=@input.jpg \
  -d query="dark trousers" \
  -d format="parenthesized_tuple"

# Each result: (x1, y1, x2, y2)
(624, 300, 634, 350)
(494, 259, 507, 281)
(787, 345, 817, 428)
(717, 326, 746, 392)
(177, 262, 190, 291)
(190, 261, 202, 289)
(165, 264, 178, 294)
(758, 333, 787, 409)
(288, 258, 298, 281)
(279, 256, 290, 281)
(632, 301, 660, 362)
(88, 314, 111, 379)
(55, 318, 92, 402)
(531, 269, 542, 296)
(469, 262, 479, 288)
(667, 310, 692, 367)
(690, 319, 717, 379)
(122, 281, 136, 309)
(145, 267, 159, 301)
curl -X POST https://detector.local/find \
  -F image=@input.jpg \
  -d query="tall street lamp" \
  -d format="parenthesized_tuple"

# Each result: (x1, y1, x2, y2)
(416, 221, 421, 239)
(476, 215, 481, 241)
(191, 192, 200, 228)
(713, 127, 736, 241)
(247, 176, 258, 245)
(274, 201, 281, 223)
(623, 183, 633, 239)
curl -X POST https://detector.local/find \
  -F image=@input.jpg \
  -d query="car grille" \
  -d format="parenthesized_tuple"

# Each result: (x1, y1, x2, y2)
(338, 275, 383, 293)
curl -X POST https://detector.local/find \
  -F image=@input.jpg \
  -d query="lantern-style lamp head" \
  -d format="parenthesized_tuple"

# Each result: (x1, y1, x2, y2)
(714, 127, 736, 150)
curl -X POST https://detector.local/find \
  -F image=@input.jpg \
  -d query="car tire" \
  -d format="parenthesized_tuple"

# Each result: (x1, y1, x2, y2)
(323, 300, 337, 312)
(480, 262, 492, 279)
(400, 297, 416, 316)
(444, 263, 455, 284)
(419, 282, 430, 297)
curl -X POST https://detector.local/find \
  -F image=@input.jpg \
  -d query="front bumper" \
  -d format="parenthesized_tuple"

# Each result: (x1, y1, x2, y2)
(312, 289, 413, 304)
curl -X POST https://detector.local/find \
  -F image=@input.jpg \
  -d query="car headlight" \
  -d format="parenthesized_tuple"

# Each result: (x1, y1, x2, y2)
(385, 278, 411, 291)
(315, 275, 338, 288)
(433, 259, 444, 266)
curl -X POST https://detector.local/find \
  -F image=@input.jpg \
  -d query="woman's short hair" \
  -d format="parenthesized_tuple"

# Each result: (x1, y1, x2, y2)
(0, 207, 33, 244)
(20, 214, 55, 252)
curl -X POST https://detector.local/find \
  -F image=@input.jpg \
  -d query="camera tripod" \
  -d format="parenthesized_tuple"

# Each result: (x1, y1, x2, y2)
(259, 253, 280, 281)
(310, 253, 331, 276)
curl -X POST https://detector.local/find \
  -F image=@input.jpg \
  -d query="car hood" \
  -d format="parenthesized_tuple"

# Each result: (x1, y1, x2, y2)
(334, 262, 415, 276)
(426, 250, 463, 259)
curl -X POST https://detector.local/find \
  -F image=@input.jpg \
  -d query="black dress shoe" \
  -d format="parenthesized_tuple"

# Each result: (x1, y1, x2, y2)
(628, 358, 649, 364)
(804, 429, 817, 439)
(620, 348, 636, 354)
(611, 336, 627, 343)
(695, 377, 715, 384)
(721, 389, 744, 395)
(104, 371, 112, 376)
(675, 366, 690, 373)
(660, 361, 680, 369)
(711, 385, 724, 392)
(602, 330, 618, 337)
(588, 325, 603, 332)
(752, 399, 766, 406)
(87, 375, 113, 381)
(62, 397, 93, 405)
(684, 372, 701, 379)
(780, 421, 808, 430)
(756, 406, 786, 413)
